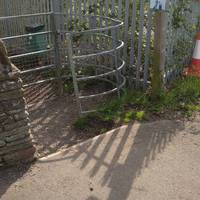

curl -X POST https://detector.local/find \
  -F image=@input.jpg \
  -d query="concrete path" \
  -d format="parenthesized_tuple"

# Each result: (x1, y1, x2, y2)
(0, 119, 200, 200)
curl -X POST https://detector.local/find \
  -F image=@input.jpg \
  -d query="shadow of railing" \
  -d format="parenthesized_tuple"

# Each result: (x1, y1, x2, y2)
(40, 119, 185, 200)
(28, 95, 82, 157)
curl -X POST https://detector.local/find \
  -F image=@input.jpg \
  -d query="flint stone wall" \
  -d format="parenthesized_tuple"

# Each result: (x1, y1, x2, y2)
(0, 42, 35, 167)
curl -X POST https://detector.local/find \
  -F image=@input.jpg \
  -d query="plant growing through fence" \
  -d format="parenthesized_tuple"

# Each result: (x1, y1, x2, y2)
(165, 0, 200, 80)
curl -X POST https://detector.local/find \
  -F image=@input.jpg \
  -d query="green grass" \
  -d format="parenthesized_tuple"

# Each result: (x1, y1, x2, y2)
(74, 77, 200, 131)
(73, 116, 91, 130)
(64, 81, 74, 94)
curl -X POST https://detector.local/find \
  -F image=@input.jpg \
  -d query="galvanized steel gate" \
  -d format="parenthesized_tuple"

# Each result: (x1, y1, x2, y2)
(0, 0, 153, 113)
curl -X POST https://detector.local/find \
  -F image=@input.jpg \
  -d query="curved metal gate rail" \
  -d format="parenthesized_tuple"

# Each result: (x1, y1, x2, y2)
(63, 15, 125, 113)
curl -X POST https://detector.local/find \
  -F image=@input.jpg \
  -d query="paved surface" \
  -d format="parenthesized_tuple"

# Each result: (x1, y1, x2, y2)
(0, 119, 200, 200)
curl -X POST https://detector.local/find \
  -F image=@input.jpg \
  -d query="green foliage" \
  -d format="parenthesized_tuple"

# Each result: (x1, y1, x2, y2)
(167, 1, 200, 74)
(74, 77, 200, 130)
(165, 77, 200, 110)
(172, 0, 191, 30)
(64, 81, 74, 94)
(123, 110, 145, 123)
(123, 111, 135, 123)
(135, 111, 146, 121)
(73, 116, 90, 130)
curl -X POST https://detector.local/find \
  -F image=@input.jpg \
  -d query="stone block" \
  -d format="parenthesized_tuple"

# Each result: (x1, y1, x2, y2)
(1, 99, 25, 111)
(0, 125, 30, 139)
(6, 137, 32, 147)
(0, 140, 6, 147)
(0, 79, 22, 92)
(0, 127, 3, 133)
(1, 116, 14, 126)
(0, 113, 7, 123)
(0, 105, 3, 113)
(0, 88, 24, 101)
(0, 142, 32, 156)
(5, 132, 28, 143)
(0, 68, 20, 82)
(7, 108, 23, 115)
(3, 118, 28, 131)
(13, 111, 29, 121)
(3, 146, 36, 164)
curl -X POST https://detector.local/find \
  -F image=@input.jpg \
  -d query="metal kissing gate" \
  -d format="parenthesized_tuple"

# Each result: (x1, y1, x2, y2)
(0, 0, 153, 114)
(64, 16, 125, 113)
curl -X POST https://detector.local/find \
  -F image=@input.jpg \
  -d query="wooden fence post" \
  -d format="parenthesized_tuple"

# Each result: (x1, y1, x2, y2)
(151, 10, 167, 99)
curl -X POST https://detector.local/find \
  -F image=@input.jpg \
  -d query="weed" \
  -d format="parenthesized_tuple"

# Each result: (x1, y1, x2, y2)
(73, 77, 200, 131)
(135, 111, 146, 121)
(123, 111, 135, 123)
(73, 116, 90, 130)
(64, 81, 74, 94)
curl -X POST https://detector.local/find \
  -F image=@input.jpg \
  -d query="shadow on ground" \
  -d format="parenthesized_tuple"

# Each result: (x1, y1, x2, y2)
(29, 92, 111, 158)
(29, 95, 93, 157)
(0, 164, 32, 199)
(39, 119, 185, 200)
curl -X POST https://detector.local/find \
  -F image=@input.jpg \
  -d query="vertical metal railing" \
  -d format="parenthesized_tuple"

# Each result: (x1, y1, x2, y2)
(51, 0, 63, 95)
(66, 33, 82, 113)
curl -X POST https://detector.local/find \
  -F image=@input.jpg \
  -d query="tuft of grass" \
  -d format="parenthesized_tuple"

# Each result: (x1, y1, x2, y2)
(64, 82, 74, 94)
(135, 111, 146, 121)
(185, 104, 200, 111)
(73, 116, 90, 130)
(123, 111, 135, 123)
(172, 77, 200, 102)
(73, 77, 200, 131)
(122, 110, 146, 123)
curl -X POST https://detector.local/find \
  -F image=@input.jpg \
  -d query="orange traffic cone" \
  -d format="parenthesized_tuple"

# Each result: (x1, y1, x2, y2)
(185, 32, 200, 77)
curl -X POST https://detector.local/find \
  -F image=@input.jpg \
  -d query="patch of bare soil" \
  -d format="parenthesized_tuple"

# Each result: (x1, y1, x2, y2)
(26, 81, 199, 158)
(28, 80, 115, 158)
(29, 95, 84, 157)
(29, 92, 199, 158)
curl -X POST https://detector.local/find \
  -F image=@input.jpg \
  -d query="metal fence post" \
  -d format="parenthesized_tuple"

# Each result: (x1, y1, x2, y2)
(65, 33, 82, 114)
(113, 29, 121, 97)
(51, 0, 63, 96)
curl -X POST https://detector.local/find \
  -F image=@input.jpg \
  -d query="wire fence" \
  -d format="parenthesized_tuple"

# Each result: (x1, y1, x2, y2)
(0, 0, 154, 113)
(1, 0, 199, 109)
(165, 0, 200, 83)
(0, 0, 153, 89)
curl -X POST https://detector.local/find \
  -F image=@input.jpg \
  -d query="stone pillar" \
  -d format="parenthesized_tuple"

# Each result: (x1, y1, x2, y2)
(0, 40, 35, 167)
